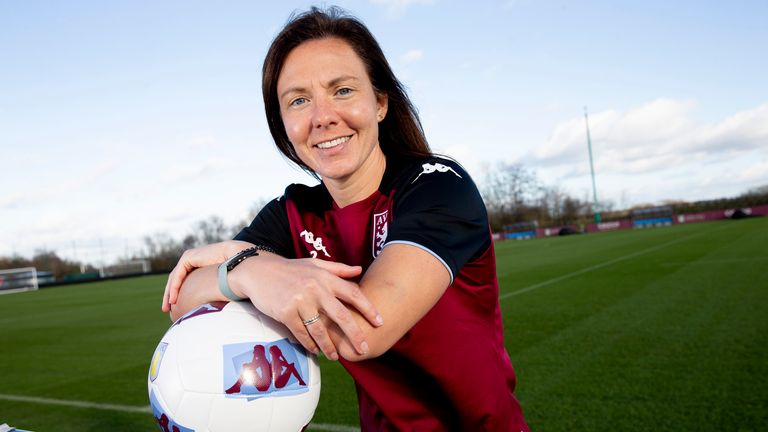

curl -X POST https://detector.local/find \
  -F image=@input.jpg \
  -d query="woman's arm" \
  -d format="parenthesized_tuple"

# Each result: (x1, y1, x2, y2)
(168, 265, 226, 321)
(169, 251, 384, 360)
(324, 242, 451, 361)
(162, 240, 254, 313)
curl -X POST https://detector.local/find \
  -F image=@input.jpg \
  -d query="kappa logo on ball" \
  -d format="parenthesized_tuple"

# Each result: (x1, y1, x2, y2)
(223, 338, 310, 400)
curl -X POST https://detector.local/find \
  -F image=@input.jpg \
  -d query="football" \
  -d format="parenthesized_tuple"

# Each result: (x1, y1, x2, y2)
(148, 301, 321, 431)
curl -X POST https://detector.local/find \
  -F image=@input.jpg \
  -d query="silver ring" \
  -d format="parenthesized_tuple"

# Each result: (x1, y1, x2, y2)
(302, 314, 321, 326)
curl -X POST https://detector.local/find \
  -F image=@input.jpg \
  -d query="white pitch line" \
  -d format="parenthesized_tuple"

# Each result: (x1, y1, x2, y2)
(0, 393, 152, 414)
(0, 393, 360, 431)
(499, 231, 706, 300)
(308, 423, 360, 432)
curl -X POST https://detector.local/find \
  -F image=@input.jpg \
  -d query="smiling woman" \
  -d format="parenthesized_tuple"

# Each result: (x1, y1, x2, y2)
(276, 38, 388, 206)
(161, 6, 529, 431)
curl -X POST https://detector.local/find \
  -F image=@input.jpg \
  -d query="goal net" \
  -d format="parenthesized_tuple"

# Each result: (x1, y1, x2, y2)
(0, 267, 39, 294)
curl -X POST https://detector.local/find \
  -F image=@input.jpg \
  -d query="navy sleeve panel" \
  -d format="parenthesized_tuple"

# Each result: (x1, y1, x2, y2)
(386, 158, 490, 280)
(233, 194, 295, 258)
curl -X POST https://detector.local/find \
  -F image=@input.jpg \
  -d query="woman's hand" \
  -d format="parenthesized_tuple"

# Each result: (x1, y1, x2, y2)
(229, 255, 384, 361)
(161, 240, 254, 312)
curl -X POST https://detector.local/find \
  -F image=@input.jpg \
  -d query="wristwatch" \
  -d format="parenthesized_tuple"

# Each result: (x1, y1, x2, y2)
(217, 247, 261, 301)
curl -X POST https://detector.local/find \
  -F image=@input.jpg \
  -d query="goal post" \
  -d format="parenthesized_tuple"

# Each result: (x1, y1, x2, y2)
(0, 267, 39, 295)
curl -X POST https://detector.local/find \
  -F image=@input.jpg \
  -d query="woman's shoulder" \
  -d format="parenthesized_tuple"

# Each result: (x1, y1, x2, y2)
(382, 155, 475, 194)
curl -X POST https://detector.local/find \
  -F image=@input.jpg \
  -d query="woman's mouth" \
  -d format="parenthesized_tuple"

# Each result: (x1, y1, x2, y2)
(315, 135, 352, 149)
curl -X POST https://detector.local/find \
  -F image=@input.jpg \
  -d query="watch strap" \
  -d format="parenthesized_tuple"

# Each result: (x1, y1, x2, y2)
(218, 247, 261, 301)
(217, 245, 279, 302)
(226, 246, 261, 271)
(218, 260, 245, 301)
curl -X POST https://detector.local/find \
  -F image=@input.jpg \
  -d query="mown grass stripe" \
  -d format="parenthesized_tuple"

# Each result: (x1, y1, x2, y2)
(499, 227, 719, 300)
(0, 393, 360, 431)
(0, 393, 152, 414)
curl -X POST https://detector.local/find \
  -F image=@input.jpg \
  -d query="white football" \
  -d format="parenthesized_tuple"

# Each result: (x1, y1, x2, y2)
(148, 301, 321, 431)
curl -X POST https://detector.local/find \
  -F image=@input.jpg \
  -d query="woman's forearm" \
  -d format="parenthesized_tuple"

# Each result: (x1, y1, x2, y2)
(169, 265, 227, 321)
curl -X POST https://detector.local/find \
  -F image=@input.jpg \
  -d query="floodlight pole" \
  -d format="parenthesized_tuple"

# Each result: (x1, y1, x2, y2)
(584, 106, 601, 223)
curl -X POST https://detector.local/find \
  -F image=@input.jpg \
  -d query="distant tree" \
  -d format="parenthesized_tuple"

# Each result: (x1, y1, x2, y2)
(563, 196, 589, 226)
(481, 162, 541, 230)
(194, 215, 229, 245)
(668, 183, 768, 215)
(143, 234, 185, 272)
(181, 234, 197, 250)
(31, 250, 84, 279)
(229, 198, 273, 238)
(0, 255, 30, 271)
(744, 184, 768, 197)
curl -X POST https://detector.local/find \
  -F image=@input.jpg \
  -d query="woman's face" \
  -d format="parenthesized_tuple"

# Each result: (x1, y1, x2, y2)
(277, 37, 388, 184)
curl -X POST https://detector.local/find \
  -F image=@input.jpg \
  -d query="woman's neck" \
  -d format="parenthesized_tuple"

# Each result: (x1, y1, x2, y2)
(324, 147, 387, 208)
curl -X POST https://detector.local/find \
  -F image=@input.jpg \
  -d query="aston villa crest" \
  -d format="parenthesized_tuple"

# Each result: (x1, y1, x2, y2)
(372, 210, 388, 258)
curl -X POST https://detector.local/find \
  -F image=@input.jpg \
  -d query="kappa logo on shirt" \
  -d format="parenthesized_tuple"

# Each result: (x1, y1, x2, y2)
(299, 230, 331, 258)
(372, 210, 388, 258)
(412, 162, 462, 183)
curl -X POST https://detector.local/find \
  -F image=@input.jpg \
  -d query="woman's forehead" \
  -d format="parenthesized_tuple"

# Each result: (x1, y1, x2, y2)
(277, 38, 371, 91)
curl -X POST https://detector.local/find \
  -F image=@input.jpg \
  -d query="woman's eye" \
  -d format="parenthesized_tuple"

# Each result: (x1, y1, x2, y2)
(290, 97, 307, 107)
(337, 87, 352, 96)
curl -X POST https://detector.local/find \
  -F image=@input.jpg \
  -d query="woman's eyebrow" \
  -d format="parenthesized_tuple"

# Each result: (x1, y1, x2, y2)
(280, 75, 361, 100)
(326, 75, 359, 88)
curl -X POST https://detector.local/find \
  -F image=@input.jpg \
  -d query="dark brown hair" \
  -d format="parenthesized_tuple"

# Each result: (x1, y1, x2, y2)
(262, 6, 432, 175)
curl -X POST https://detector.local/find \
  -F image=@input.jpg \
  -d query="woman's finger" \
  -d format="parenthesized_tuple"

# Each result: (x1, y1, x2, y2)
(161, 281, 171, 312)
(284, 318, 320, 357)
(160, 241, 254, 312)
(308, 260, 381, 327)
(332, 278, 384, 328)
(308, 259, 363, 278)
(301, 313, 339, 360)
(320, 296, 370, 356)
(167, 260, 194, 305)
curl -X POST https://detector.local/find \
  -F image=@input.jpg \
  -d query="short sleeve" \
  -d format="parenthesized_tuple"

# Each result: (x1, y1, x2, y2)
(385, 158, 490, 282)
(234, 195, 295, 258)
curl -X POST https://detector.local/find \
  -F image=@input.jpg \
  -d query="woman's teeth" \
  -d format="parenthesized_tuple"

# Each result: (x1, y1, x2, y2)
(316, 136, 350, 149)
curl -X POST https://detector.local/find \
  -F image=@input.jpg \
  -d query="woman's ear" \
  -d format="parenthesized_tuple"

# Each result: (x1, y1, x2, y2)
(376, 92, 388, 122)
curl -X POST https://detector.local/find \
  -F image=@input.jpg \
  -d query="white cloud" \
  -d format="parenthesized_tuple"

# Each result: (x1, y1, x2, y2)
(739, 159, 768, 183)
(522, 99, 768, 206)
(502, 0, 530, 10)
(370, 0, 435, 14)
(688, 103, 768, 153)
(530, 99, 768, 177)
(183, 134, 226, 152)
(0, 193, 26, 210)
(401, 49, 424, 64)
(165, 158, 232, 184)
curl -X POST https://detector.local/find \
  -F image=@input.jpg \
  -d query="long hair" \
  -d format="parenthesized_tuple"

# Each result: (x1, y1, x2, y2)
(262, 6, 432, 175)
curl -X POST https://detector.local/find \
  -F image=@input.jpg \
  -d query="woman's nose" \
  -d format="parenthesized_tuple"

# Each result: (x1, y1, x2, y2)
(311, 98, 339, 129)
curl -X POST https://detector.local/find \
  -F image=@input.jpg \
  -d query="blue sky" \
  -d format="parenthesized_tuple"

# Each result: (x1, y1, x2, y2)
(2, 0, 767, 265)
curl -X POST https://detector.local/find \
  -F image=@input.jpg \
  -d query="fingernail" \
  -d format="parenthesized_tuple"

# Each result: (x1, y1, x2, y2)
(376, 314, 384, 326)
(361, 341, 369, 354)
(330, 352, 339, 361)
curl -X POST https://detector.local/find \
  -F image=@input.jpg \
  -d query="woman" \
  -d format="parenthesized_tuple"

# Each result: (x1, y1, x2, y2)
(162, 6, 529, 431)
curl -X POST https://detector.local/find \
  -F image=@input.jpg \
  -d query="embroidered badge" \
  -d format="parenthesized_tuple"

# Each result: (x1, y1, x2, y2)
(372, 210, 389, 258)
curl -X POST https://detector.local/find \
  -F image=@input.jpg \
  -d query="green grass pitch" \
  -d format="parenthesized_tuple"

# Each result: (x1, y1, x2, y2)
(1, 218, 766, 431)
